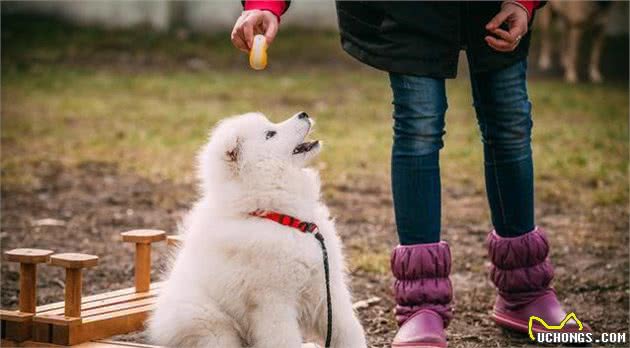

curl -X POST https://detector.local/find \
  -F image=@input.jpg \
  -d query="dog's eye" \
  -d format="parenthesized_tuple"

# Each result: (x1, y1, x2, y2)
(265, 130, 276, 140)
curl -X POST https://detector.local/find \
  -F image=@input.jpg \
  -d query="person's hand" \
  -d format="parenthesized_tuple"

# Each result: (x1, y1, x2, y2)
(231, 10, 279, 53)
(485, 2, 529, 52)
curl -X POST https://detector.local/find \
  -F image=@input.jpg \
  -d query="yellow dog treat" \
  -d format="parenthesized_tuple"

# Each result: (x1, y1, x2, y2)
(249, 34, 268, 70)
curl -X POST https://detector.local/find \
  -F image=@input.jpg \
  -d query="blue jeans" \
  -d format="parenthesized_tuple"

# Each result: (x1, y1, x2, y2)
(390, 59, 534, 244)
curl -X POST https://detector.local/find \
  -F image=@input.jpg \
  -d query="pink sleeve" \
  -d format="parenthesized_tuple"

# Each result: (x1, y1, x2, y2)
(244, 1, 288, 22)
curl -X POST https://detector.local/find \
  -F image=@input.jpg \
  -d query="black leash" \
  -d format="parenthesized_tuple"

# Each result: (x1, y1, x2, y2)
(249, 211, 333, 347)
(314, 231, 332, 348)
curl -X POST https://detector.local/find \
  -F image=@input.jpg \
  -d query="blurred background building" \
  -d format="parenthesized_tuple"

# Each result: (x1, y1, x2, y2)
(1, 1, 340, 32)
(2, 0, 627, 34)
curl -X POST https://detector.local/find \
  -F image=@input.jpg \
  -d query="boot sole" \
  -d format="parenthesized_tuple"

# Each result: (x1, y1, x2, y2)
(492, 311, 583, 335)
(492, 311, 531, 333)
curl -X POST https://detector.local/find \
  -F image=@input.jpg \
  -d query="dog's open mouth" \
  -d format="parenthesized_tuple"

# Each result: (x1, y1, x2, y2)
(293, 140, 320, 155)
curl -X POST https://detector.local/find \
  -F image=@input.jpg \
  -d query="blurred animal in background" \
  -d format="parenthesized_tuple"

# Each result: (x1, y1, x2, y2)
(537, 1, 613, 83)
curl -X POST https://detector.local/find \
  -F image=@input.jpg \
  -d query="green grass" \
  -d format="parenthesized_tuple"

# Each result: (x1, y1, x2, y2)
(351, 251, 391, 275)
(2, 15, 628, 215)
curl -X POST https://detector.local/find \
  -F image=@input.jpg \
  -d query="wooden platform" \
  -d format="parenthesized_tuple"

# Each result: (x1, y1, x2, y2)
(2, 231, 170, 346)
(2, 283, 161, 345)
(0, 232, 317, 347)
(1, 338, 160, 348)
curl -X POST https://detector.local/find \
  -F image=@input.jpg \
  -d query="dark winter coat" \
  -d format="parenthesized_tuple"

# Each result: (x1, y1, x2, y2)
(335, 1, 535, 78)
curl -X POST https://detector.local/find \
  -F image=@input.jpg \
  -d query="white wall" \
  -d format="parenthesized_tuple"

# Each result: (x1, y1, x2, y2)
(2, 1, 171, 30)
(2, 0, 627, 34)
(2, 0, 338, 32)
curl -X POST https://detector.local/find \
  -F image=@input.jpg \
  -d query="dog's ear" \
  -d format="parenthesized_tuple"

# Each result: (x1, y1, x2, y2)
(224, 136, 242, 171)
(226, 146, 239, 163)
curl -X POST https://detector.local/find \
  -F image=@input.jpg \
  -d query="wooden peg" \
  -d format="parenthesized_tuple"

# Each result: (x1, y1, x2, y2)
(121, 230, 166, 293)
(49, 253, 98, 318)
(5, 248, 54, 314)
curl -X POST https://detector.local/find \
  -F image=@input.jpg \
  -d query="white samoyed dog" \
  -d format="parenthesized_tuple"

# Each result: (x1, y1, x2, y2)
(148, 112, 367, 348)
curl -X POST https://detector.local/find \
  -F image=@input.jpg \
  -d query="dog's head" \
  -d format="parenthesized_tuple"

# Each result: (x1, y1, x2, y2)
(198, 112, 321, 196)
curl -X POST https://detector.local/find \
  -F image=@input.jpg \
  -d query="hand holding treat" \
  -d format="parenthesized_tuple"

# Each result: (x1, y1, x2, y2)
(231, 9, 278, 70)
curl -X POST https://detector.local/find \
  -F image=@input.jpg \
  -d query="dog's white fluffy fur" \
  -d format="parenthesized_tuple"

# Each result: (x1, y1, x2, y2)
(148, 112, 366, 347)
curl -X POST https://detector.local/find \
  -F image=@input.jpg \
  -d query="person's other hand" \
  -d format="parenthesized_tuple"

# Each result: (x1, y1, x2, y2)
(231, 10, 279, 53)
(485, 2, 529, 52)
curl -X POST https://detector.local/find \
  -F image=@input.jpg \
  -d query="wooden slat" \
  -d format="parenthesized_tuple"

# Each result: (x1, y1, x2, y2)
(81, 304, 155, 324)
(38, 289, 158, 317)
(32, 315, 81, 326)
(36, 283, 161, 313)
(68, 305, 155, 345)
(33, 305, 154, 344)
(0, 310, 33, 322)
(78, 298, 155, 319)
(1, 339, 161, 347)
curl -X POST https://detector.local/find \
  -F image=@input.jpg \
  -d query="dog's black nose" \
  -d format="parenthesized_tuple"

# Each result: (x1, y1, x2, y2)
(298, 112, 309, 119)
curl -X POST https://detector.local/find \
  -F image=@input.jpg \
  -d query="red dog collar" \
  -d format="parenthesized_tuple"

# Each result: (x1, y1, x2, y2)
(249, 209, 318, 233)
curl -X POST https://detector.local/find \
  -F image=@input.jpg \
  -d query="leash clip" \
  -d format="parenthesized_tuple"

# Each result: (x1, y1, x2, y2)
(305, 222, 319, 233)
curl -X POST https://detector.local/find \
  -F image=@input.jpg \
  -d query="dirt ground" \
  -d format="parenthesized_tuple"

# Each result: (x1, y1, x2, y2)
(2, 160, 627, 347)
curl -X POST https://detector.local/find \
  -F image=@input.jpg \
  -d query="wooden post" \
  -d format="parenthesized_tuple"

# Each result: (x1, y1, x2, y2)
(64, 269, 82, 317)
(121, 230, 166, 293)
(49, 253, 99, 318)
(134, 243, 150, 292)
(2, 249, 53, 342)
(5, 249, 54, 313)
(19, 263, 36, 313)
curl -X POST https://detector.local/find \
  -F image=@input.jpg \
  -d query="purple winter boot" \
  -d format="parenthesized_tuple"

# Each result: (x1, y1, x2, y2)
(391, 242, 452, 348)
(487, 227, 590, 336)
